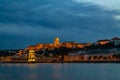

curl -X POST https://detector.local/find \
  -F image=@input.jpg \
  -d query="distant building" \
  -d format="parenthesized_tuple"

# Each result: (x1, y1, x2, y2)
(61, 42, 91, 48)
(25, 45, 37, 51)
(17, 50, 23, 56)
(76, 43, 92, 48)
(111, 37, 120, 45)
(36, 43, 44, 50)
(96, 39, 110, 45)
(25, 37, 61, 51)
(61, 41, 76, 48)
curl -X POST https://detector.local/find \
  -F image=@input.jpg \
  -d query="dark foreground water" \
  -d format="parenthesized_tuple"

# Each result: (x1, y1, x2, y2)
(0, 63, 120, 80)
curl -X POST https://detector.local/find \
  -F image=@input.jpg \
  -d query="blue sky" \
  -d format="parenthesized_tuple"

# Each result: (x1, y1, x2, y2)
(0, 0, 120, 49)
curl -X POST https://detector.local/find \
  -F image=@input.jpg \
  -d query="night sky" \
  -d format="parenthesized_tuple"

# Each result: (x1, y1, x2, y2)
(0, 0, 120, 49)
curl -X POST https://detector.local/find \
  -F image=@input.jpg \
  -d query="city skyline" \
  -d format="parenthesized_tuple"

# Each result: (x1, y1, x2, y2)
(0, 0, 120, 49)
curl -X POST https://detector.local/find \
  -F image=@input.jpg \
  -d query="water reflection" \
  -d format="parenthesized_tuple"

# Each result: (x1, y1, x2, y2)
(27, 63, 38, 68)
(23, 73, 39, 80)
(1, 63, 120, 80)
(52, 63, 62, 80)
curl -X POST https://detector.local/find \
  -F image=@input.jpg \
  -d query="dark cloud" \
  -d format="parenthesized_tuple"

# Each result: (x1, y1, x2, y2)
(0, 0, 120, 49)
(0, 0, 118, 28)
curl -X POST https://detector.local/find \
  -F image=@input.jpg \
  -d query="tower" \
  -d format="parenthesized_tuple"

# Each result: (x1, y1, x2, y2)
(28, 50, 36, 62)
(54, 37, 60, 46)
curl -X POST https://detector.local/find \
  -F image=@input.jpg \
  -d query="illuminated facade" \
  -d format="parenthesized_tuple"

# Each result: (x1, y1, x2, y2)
(77, 43, 92, 48)
(28, 50, 36, 62)
(25, 37, 91, 51)
(18, 50, 23, 56)
(97, 39, 110, 45)
(54, 37, 60, 47)
(61, 42, 76, 48)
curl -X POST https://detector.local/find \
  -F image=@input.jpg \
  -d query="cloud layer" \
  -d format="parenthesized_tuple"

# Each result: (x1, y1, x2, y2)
(0, 0, 120, 49)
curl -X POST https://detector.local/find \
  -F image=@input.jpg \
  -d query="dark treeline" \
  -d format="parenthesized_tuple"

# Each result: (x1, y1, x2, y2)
(0, 50, 19, 57)
(36, 46, 78, 56)
(86, 42, 120, 50)
(85, 42, 120, 53)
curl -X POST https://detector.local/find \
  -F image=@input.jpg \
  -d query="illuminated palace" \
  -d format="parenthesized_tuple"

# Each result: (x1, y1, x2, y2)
(25, 37, 92, 51)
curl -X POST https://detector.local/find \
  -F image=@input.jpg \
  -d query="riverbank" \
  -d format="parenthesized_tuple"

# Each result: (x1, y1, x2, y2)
(1, 60, 120, 63)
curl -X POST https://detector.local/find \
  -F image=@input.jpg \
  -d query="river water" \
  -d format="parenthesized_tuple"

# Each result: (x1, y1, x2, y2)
(0, 63, 120, 80)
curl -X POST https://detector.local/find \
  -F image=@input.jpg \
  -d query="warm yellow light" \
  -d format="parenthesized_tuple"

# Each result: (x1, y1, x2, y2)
(28, 59, 35, 62)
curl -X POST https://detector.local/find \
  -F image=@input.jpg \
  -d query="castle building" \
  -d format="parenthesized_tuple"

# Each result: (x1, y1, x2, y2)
(54, 37, 60, 47)
(61, 41, 76, 48)
(25, 37, 92, 51)
(96, 39, 110, 45)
